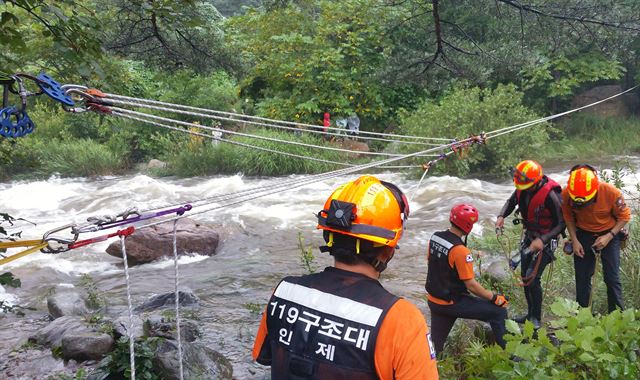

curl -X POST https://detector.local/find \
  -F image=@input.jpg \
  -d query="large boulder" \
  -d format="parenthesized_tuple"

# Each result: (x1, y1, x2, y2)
(144, 314, 201, 342)
(147, 159, 167, 170)
(61, 332, 114, 361)
(483, 261, 511, 283)
(571, 85, 640, 118)
(47, 292, 90, 319)
(105, 218, 220, 265)
(29, 316, 93, 348)
(333, 139, 370, 157)
(134, 291, 199, 312)
(153, 340, 233, 380)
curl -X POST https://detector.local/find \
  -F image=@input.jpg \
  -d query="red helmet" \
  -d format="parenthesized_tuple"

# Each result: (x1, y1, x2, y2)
(450, 204, 479, 235)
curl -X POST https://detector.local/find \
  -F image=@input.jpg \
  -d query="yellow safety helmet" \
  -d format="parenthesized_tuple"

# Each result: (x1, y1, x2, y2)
(317, 175, 409, 248)
(568, 164, 599, 205)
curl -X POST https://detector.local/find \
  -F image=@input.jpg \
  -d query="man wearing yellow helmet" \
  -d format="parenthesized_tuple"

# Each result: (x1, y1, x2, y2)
(253, 175, 439, 379)
(562, 165, 631, 312)
(495, 160, 565, 329)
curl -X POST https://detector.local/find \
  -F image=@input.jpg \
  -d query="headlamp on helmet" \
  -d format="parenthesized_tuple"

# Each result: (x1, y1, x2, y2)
(317, 175, 408, 248)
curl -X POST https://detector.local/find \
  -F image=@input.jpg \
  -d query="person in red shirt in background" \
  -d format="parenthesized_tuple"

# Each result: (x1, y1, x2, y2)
(562, 164, 632, 312)
(426, 204, 509, 356)
(253, 175, 439, 379)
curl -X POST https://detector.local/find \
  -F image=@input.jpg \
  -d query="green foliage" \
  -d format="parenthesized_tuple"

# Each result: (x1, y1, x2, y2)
(51, 344, 64, 359)
(441, 300, 640, 379)
(100, 337, 159, 380)
(30, 138, 124, 178)
(521, 53, 625, 99)
(77, 273, 106, 310)
(538, 115, 640, 163)
(46, 368, 88, 380)
(243, 302, 264, 315)
(154, 70, 240, 115)
(399, 84, 551, 177)
(297, 232, 317, 274)
(0, 0, 104, 77)
(163, 128, 348, 176)
(0, 272, 21, 287)
(228, 0, 411, 125)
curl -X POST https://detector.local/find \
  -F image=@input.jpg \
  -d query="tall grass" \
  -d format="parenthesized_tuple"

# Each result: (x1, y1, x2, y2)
(31, 138, 124, 178)
(163, 128, 361, 177)
(539, 114, 640, 162)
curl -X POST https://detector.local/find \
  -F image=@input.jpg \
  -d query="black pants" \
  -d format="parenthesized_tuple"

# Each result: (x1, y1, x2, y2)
(428, 295, 507, 355)
(520, 235, 555, 321)
(574, 229, 624, 312)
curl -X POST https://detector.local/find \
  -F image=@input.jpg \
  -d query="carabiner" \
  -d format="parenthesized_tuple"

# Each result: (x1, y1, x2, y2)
(41, 223, 79, 254)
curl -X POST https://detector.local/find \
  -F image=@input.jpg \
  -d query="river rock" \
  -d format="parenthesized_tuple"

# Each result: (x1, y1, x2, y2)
(135, 291, 199, 312)
(113, 315, 145, 340)
(334, 139, 369, 157)
(47, 292, 90, 319)
(29, 316, 93, 348)
(61, 332, 114, 361)
(483, 261, 511, 283)
(105, 218, 220, 265)
(144, 314, 200, 342)
(153, 339, 233, 380)
(147, 159, 167, 169)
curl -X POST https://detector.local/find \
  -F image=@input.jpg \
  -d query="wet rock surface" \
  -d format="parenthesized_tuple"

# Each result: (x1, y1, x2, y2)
(154, 340, 233, 380)
(105, 218, 220, 265)
(47, 291, 90, 319)
(61, 332, 114, 361)
(134, 290, 200, 312)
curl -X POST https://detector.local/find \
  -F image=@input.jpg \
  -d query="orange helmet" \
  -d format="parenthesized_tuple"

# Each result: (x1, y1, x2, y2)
(317, 175, 409, 248)
(567, 164, 599, 205)
(512, 160, 543, 190)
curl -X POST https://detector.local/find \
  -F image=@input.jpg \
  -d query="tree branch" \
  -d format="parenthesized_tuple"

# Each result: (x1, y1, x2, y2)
(496, 0, 640, 32)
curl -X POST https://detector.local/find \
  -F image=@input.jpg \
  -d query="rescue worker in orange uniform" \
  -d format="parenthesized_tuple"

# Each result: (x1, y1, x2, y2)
(562, 165, 631, 312)
(253, 175, 439, 379)
(426, 204, 508, 355)
(495, 160, 565, 329)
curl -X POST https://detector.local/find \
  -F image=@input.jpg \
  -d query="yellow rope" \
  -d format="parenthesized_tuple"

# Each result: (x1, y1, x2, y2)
(0, 242, 48, 266)
(0, 240, 43, 249)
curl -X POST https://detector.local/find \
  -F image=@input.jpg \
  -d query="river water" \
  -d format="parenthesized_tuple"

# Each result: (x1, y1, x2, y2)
(0, 162, 638, 378)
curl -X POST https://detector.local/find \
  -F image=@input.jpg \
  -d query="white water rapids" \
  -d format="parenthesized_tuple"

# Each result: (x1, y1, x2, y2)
(0, 160, 638, 378)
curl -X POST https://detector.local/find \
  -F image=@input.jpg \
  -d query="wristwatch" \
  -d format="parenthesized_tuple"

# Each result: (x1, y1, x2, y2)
(608, 231, 616, 238)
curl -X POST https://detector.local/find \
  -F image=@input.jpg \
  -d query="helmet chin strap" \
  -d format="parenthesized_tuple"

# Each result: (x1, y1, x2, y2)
(370, 250, 395, 273)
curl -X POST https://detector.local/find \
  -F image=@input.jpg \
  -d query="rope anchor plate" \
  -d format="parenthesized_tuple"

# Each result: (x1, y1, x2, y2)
(36, 72, 75, 107)
(0, 106, 35, 138)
